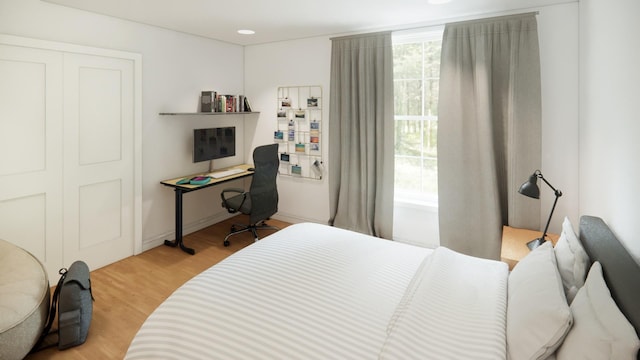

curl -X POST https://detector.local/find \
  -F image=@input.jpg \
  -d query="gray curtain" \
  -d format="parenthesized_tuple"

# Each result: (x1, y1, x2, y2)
(438, 13, 541, 260)
(328, 32, 395, 239)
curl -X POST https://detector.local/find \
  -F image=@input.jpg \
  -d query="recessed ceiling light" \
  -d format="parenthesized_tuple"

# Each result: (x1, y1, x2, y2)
(237, 29, 255, 35)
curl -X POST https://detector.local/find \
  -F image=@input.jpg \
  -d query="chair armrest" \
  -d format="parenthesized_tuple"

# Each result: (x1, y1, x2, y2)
(221, 188, 245, 199)
(221, 188, 248, 213)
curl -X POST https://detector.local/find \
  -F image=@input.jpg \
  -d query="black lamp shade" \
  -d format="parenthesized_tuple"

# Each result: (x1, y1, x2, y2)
(517, 170, 563, 250)
(518, 174, 540, 199)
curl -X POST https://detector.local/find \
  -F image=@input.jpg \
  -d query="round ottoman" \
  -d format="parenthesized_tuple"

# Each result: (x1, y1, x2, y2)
(0, 239, 50, 360)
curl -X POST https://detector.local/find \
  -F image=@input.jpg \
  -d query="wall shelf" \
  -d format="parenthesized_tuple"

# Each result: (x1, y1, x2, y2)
(159, 112, 260, 115)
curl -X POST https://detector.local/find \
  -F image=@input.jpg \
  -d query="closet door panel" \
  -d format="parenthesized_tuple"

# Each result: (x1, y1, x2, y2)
(63, 53, 135, 269)
(78, 66, 122, 164)
(0, 194, 46, 257)
(0, 44, 64, 280)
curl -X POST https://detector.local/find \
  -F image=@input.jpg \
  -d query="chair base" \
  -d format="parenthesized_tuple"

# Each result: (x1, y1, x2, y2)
(223, 220, 280, 247)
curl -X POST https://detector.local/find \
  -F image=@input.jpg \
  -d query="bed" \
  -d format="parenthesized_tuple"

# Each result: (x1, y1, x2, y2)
(125, 216, 640, 359)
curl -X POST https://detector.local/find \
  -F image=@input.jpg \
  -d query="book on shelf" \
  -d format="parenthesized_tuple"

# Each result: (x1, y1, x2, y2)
(201, 91, 215, 112)
(224, 95, 235, 113)
(199, 91, 253, 113)
(216, 95, 225, 112)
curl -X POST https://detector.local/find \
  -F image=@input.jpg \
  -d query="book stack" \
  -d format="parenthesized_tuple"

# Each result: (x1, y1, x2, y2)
(200, 91, 252, 113)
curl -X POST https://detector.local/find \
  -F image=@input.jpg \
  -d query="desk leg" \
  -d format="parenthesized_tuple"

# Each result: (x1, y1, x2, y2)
(163, 188, 195, 255)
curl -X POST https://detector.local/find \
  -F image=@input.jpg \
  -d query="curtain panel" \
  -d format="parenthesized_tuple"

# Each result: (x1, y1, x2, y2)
(328, 32, 395, 239)
(437, 13, 542, 260)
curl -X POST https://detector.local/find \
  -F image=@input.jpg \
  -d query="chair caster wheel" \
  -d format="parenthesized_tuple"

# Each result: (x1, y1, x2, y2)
(223, 240, 230, 247)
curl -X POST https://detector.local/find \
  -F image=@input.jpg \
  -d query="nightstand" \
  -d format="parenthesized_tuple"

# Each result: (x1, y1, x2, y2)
(501, 226, 560, 270)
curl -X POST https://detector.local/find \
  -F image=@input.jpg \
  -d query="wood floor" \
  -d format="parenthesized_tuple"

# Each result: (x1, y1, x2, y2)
(25, 215, 290, 360)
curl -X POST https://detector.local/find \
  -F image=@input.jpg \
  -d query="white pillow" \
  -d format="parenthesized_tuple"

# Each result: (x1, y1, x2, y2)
(507, 241, 573, 360)
(556, 261, 640, 360)
(554, 216, 590, 303)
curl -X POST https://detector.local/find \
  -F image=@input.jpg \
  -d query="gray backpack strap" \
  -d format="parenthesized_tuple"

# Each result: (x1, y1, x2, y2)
(30, 268, 68, 353)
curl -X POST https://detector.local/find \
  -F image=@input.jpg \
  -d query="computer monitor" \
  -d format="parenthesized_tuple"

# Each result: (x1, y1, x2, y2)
(193, 127, 236, 163)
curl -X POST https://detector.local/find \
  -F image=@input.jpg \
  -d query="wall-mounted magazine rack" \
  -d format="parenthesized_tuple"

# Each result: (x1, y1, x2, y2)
(275, 85, 323, 180)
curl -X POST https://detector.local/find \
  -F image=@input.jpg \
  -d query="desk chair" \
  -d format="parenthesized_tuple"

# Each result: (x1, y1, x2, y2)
(220, 144, 279, 246)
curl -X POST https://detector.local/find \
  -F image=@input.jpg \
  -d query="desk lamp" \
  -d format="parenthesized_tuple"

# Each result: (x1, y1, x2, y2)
(518, 170, 563, 250)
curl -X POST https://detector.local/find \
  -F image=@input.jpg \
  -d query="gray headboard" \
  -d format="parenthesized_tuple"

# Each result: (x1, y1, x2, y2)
(579, 216, 640, 352)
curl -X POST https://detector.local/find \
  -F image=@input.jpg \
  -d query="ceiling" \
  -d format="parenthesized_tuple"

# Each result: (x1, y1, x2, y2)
(42, 0, 574, 46)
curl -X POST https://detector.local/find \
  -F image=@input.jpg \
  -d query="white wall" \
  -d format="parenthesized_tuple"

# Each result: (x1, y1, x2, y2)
(537, 3, 580, 233)
(245, 2, 581, 245)
(0, 0, 246, 250)
(580, 0, 640, 259)
(244, 37, 332, 224)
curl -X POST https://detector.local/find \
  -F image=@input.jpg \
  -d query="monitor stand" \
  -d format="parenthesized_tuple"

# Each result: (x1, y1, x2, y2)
(208, 160, 214, 173)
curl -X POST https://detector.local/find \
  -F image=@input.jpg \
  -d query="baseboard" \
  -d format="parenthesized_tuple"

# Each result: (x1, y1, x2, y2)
(143, 212, 327, 252)
(142, 212, 237, 252)
(271, 212, 326, 226)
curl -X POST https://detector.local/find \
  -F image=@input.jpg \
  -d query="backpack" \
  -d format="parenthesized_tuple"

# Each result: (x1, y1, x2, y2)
(32, 260, 93, 351)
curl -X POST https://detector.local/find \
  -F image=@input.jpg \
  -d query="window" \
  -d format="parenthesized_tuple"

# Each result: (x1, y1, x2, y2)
(393, 29, 443, 206)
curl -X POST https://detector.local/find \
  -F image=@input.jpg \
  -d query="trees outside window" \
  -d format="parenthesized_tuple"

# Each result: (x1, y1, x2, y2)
(393, 31, 442, 205)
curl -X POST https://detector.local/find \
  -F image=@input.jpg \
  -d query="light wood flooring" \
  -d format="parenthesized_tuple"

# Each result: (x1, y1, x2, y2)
(25, 215, 290, 360)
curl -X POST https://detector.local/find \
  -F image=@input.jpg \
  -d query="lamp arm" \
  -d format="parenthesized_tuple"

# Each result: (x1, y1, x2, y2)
(538, 172, 563, 197)
(541, 192, 559, 240)
(536, 171, 563, 240)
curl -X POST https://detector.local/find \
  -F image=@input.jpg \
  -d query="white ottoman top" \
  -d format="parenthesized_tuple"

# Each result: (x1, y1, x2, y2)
(0, 239, 49, 333)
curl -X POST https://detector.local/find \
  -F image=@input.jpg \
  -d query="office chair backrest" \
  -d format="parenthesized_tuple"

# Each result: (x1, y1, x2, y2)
(249, 144, 279, 225)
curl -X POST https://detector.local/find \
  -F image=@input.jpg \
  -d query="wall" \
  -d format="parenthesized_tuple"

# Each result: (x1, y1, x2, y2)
(244, 37, 332, 224)
(580, 0, 640, 259)
(0, 0, 246, 251)
(537, 3, 580, 233)
(245, 2, 581, 246)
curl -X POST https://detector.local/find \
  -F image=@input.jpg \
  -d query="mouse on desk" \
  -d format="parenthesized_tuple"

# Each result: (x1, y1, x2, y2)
(247, 167, 255, 172)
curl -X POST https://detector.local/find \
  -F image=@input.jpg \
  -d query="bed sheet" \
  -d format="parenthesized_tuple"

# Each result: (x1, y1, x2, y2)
(126, 223, 431, 359)
(380, 247, 508, 359)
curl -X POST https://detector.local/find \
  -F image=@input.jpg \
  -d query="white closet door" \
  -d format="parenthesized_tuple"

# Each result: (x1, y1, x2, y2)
(62, 53, 135, 269)
(0, 44, 65, 279)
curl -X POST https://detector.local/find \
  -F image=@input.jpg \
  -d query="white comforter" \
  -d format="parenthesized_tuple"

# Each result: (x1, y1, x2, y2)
(126, 223, 508, 359)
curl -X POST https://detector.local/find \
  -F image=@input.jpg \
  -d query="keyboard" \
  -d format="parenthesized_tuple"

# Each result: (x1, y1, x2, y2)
(207, 168, 245, 179)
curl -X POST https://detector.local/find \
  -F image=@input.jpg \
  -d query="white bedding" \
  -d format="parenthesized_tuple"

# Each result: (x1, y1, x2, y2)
(125, 223, 508, 359)
(380, 247, 508, 359)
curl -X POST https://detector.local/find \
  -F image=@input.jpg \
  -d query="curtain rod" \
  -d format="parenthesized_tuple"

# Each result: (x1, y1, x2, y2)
(444, 11, 539, 27)
(330, 10, 539, 40)
(388, 10, 539, 33)
(330, 30, 392, 41)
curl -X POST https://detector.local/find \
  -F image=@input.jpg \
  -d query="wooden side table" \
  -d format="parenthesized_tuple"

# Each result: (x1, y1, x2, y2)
(501, 226, 560, 270)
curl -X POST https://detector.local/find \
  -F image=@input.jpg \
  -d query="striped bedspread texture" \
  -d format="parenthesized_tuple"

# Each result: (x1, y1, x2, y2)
(125, 223, 508, 359)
